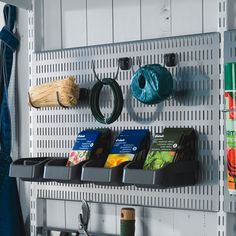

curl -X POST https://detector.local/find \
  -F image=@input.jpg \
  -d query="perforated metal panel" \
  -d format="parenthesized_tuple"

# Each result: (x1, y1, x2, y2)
(28, 31, 221, 215)
(224, 30, 236, 213)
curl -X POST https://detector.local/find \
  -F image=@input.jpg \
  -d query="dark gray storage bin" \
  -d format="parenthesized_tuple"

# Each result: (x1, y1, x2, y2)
(43, 158, 88, 183)
(123, 160, 199, 188)
(81, 159, 130, 186)
(9, 157, 51, 182)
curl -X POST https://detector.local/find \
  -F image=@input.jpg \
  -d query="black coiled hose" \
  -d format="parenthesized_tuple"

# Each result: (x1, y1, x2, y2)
(89, 78, 123, 124)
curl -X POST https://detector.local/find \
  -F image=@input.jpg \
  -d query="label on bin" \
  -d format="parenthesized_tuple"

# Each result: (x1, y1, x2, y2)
(67, 130, 100, 167)
(104, 129, 149, 168)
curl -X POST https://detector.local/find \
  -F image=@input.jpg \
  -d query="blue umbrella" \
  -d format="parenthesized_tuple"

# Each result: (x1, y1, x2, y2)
(0, 4, 25, 236)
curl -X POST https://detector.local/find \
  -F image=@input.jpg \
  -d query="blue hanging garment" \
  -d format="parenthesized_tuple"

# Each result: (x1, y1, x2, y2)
(0, 5, 25, 236)
(131, 64, 173, 104)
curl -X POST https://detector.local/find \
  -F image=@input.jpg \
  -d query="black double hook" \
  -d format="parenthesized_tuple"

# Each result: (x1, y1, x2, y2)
(92, 60, 120, 83)
(28, 91, 71, 109)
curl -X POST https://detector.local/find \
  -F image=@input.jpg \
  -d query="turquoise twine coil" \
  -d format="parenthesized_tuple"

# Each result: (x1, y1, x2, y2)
(131, 64, 173, 104)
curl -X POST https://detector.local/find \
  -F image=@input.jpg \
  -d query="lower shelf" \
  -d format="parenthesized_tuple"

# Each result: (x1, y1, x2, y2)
(43, 158, 87, 183)
(123, 160, 199, 188)
(9, 157, 51, 182)
(81, 159, 130, 186)
(10, 157, 199, 188)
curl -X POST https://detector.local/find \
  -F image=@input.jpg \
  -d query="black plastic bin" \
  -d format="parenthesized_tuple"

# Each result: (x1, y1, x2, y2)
(43, 158, 88, 183)
(81, 159, 130, 186)
(123, 160, 199, 188)
(9, 157, 51, 182)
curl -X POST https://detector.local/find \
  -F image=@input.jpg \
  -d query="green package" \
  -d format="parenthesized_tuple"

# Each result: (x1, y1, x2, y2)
(143, 128, 196, 171)
(143, 131, 183, 171)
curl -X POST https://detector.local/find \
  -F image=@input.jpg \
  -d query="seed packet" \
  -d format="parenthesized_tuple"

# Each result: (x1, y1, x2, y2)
(143, 132, 182, 171)
(143, 128, 196, 171)
(104, 129, 150, 168)
(67, 130, 102, 167)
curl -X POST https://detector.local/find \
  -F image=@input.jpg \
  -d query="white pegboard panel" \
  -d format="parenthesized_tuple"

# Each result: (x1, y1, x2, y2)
(224, 30, 236, 213)
(29, 32, 221, 215)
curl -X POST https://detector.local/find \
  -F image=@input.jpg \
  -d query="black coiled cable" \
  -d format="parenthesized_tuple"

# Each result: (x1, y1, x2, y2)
(89, 78, 123, 124)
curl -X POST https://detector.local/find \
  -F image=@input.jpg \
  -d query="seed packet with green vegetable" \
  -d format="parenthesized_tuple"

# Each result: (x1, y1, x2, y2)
(143, 131, 183, 171)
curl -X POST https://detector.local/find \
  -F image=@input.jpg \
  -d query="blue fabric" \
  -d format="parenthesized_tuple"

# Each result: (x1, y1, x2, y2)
(131, 64, 173, 104)
(0, 4, 25, 236)
(0, 27, 19, 52)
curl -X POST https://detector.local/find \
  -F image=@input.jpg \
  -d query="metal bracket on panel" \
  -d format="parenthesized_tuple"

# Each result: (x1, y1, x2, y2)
(118, 57, 133, 70)
(164, 53, 178, 67)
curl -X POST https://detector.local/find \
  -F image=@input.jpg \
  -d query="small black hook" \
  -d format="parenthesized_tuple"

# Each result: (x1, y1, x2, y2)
(92, 60, 102, 83)
(92, 59, 120, 82)
(137, 56, 142, 68)
(28, 92, 40, 109)
(56, 91, 71, 108)
(28, 91, 73, 109)
(113, 61, 120, 80)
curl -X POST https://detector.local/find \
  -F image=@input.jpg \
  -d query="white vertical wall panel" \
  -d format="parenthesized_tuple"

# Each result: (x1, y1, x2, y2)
(227, 0, 236, 30)
(46, 200, 66, 229)
(43, 0, 61, 50)
(171, 0, 203, 36)
(113, 0, 140, 42)
(173, 210, 204, 236)
(226, 213, 236, 235)
(62, 0, 87, 48)
(143, 208, 218, 236)
(204, 212, 218, 236)
(36, 0, 226, 50)
(90, 203, 116, 234)
(87, 0, 112, 45)
(65, 201, 89, 231)
(203, 0, 219, 33)
(141, 0, 171, 39)
(34, 0, 44, 52)
(203, 0, 218, 32)
(144, 208, 174, 236)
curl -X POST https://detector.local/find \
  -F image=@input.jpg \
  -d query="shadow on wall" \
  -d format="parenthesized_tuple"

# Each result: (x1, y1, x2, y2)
(125, 68, 211, 124)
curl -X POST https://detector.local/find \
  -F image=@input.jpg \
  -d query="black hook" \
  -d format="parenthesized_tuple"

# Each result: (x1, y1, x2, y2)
(56, 91, 71, 108)
(137, 56, 142, 68)
(92, 60, 102, 83)
(28, 91, 74, 109)
(113, 62, 120, 80)
(28, 92, 40, 109)
(92, 59, 120, 82)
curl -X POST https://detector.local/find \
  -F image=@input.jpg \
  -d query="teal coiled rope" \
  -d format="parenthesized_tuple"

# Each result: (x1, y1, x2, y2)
(131, 64, 173, 105)
(90, 78, 123, 124)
